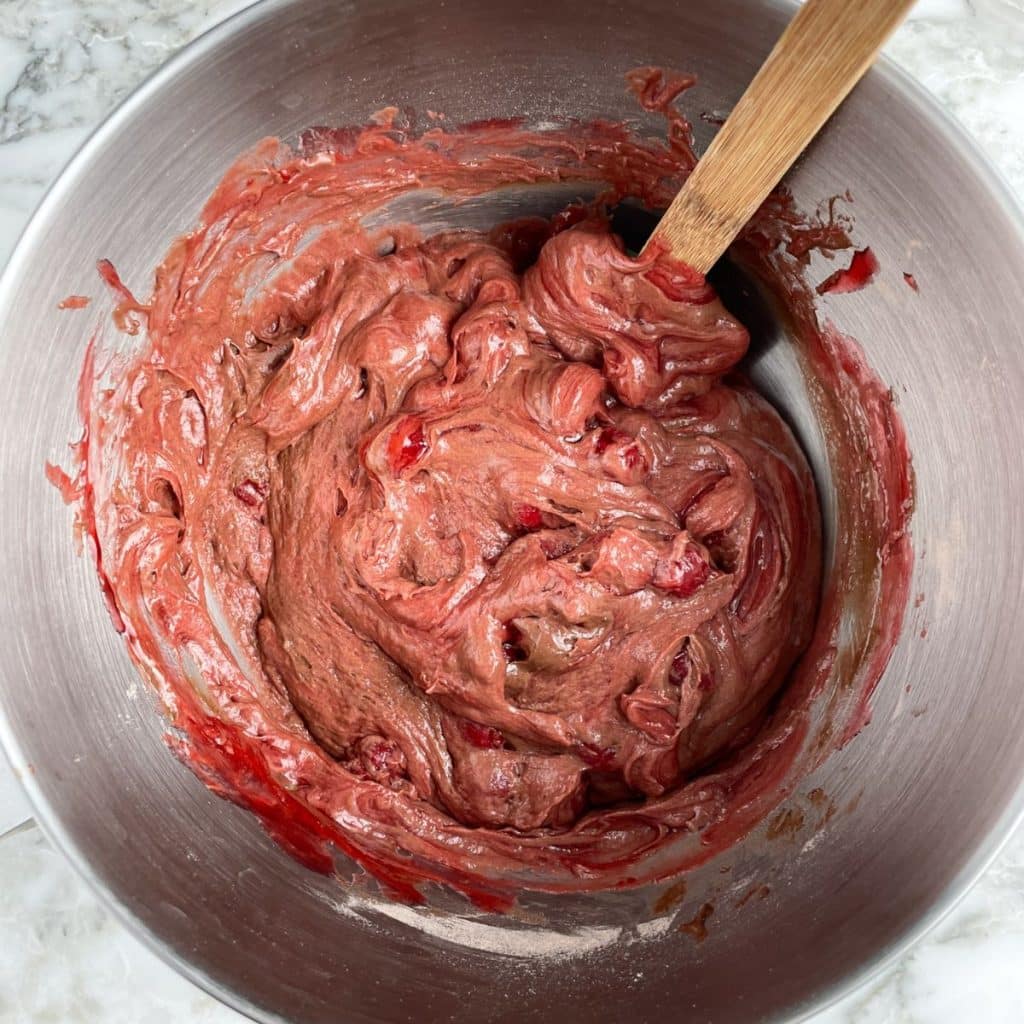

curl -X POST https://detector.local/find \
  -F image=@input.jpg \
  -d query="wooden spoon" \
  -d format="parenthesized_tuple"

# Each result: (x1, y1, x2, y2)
(643, 0, 916, 272)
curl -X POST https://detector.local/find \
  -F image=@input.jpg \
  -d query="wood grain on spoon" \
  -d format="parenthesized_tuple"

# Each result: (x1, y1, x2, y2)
(643, 0, 916, 273)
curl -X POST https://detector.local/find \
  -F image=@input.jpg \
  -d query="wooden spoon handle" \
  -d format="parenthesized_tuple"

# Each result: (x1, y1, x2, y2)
(643, 0, 916, 273)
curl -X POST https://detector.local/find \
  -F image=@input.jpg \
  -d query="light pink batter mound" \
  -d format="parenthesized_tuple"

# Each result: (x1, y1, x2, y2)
(52, 71, 912, 906)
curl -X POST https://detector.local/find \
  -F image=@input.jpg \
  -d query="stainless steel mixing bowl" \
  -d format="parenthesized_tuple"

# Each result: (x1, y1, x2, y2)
(2, 0, 1024, 1021)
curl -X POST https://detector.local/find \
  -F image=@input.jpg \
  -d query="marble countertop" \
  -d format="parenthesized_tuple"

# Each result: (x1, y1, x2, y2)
(2, 0, 1024, 1020)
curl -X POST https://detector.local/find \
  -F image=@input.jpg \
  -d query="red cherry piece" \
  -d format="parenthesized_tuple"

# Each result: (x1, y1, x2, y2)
(816, 247, 879, 296)
(365, 741, 394, 773)
(668, 645, 690, 687)
(595, 427, 630, 454)
(352, 736, 407, 784)
(233, 479, 266, 507)
(623, 445, 646, 471)
(656, 544, 711, 598)
(515, 504, 544, 530)
(386, 416, 428, 474)
(460, 720, 506, 749)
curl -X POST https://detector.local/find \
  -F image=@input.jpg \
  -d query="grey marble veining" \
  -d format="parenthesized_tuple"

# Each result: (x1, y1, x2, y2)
(0, 0, 253, 267)
(1, 1, 1023, 1021)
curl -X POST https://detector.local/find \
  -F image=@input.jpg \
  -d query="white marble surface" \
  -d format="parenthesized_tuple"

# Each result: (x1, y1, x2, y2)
(2, 0, 1024, 1020)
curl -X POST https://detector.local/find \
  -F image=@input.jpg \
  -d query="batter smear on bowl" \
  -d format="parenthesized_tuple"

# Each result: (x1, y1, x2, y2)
(51, 70, 912, 905)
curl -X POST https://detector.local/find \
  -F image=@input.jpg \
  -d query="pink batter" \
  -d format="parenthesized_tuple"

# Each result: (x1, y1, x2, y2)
(51, 70, 912, 905)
